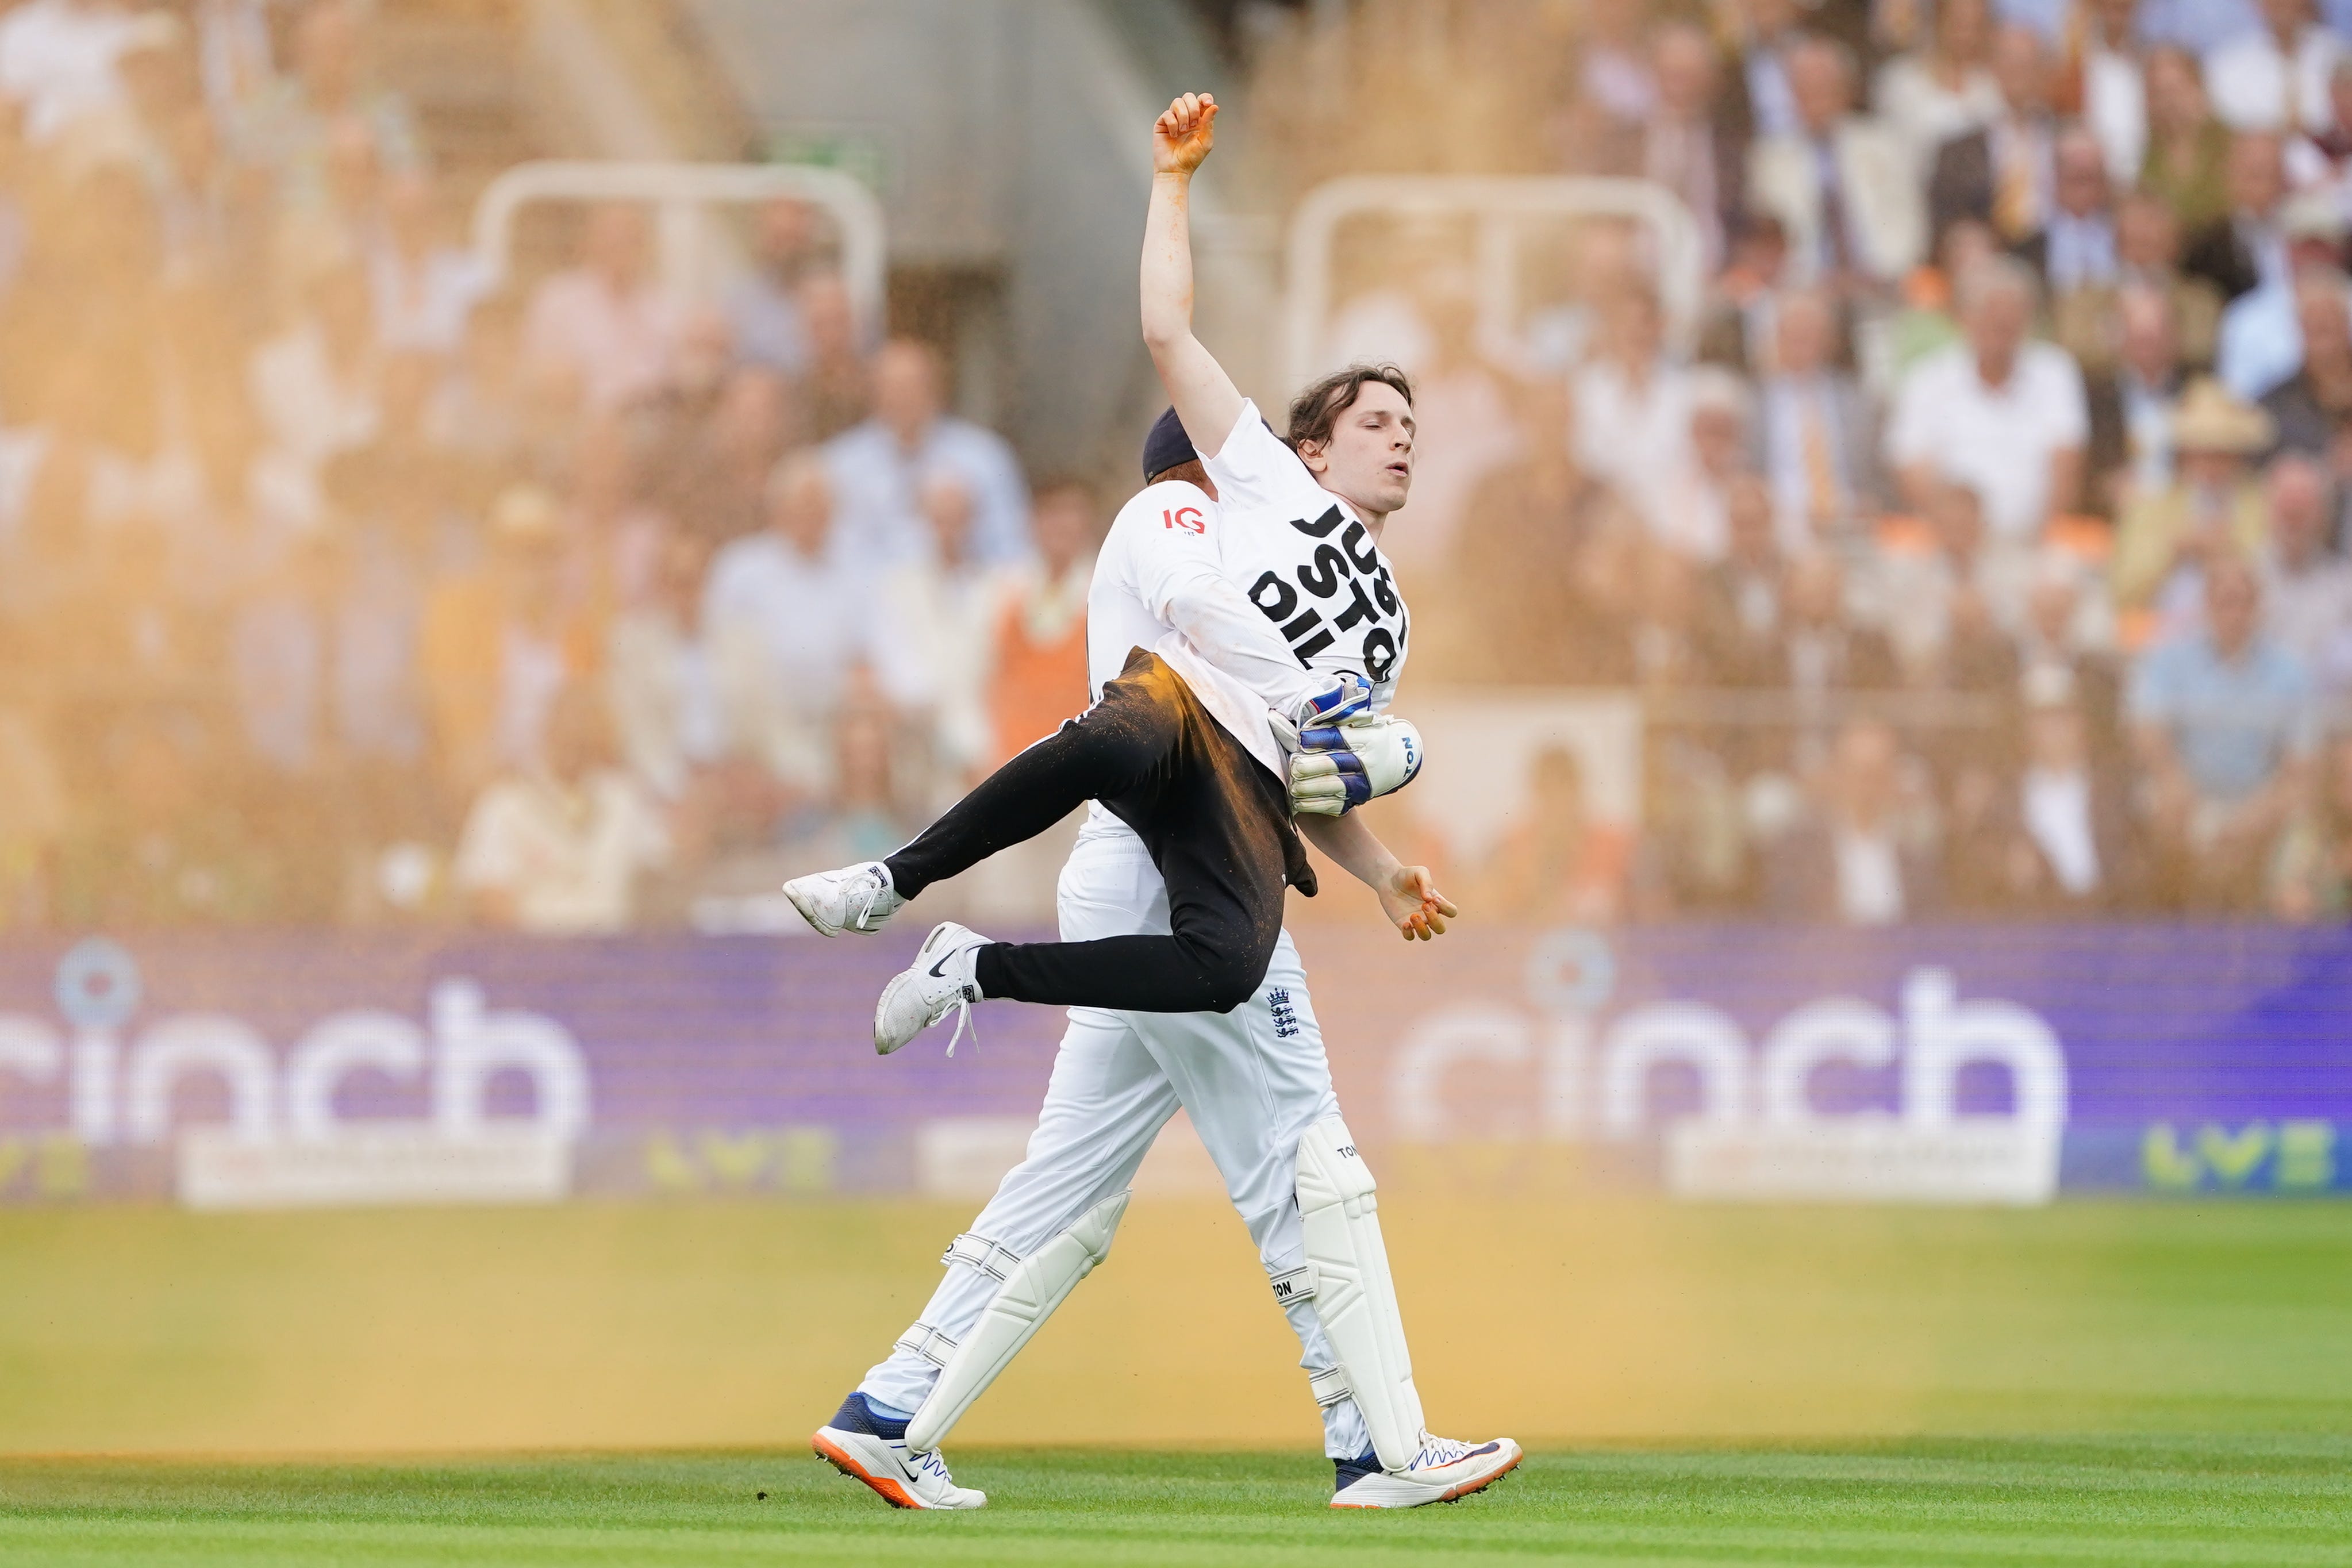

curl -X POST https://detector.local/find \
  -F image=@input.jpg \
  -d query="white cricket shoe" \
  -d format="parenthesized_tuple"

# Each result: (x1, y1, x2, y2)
(812, 1394, 985, 1509)
(874, 921, 989, 1056)
(1329, 1433, 1523, 1509)
(783, 860, 906, 936)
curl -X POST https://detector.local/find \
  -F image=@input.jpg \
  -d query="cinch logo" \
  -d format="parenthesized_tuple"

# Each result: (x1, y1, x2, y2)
(1387, 930, 2067, 1144)
(0, 939, 591, 1150)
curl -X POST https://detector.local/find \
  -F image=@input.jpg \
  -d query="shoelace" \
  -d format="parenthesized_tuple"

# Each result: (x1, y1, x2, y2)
(937, 985, 978, 1058)
(848, 868, 892, 932)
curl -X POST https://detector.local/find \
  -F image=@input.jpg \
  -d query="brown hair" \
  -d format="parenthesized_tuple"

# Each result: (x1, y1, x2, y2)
(1285, 363, 1414, 455)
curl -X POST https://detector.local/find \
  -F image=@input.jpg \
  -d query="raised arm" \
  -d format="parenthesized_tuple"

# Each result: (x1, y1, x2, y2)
(1142, 93, 1246, 458)
(1296, 812, 1458, 942)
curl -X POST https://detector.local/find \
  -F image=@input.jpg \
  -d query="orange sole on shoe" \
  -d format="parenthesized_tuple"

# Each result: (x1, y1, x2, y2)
(1329, 1448, 1523, 1509)
(812, 1431, 919, 1508)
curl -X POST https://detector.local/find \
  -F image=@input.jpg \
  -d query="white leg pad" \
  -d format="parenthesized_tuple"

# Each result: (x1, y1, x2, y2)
(1294, 1114, 1425, 1472)
(904, 1189, 1129, 1453)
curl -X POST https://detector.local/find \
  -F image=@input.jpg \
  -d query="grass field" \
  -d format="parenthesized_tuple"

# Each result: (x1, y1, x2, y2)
(5, 1436, 2350, 1566)
(5, 1195, 2350, 1563)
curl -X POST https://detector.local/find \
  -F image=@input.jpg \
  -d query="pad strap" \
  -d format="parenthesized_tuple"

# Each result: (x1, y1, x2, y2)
(1309, 1365, 1354, 1407)
(1270, 1264, 1317, 1305)
(943, 1232, 1024, 1281)
(894, 1321, 959, 1367)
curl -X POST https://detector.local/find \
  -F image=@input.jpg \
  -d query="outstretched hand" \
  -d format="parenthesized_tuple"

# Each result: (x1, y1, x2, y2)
(1154, 92, 1217, 177)
(1381, 865, 1458, 942)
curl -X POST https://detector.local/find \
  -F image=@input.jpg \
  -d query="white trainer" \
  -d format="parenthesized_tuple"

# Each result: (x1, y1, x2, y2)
(1329, 1433, 1523, 1509)
(813, 1398, 985, 1510)
(782, 861, 905, 937)
(874, 921, 989, 1056)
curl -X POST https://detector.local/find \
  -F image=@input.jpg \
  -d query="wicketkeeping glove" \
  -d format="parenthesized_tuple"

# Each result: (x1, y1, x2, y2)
(1287, 713, 1424, 816)
(1269, 672, 1374, 755)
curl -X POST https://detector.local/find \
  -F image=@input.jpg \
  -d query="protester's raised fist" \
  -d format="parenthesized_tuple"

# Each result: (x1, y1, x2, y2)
(1153, 93, 1217, 176)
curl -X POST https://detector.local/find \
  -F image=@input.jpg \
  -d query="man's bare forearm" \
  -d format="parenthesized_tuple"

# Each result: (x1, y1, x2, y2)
(1297, 810, 1401, 893)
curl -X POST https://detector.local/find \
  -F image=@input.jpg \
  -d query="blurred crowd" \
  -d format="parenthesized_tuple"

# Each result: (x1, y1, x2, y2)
(1249, 0, 2352, 926)
(11, 0, 2352, 935)
(0, 0, 1103, 934)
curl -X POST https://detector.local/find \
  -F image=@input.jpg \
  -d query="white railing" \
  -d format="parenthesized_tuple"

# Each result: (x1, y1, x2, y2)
(1283, 175, 1706, 388)
(470, 160, 887, 337)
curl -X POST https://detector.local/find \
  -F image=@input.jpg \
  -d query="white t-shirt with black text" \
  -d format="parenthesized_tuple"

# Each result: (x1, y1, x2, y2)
(1198, 401, 1412, 710)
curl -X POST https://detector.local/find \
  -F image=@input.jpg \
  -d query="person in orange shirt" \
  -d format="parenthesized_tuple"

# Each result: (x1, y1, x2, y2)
(419, 483, 601, 798)
(985, 476, 1098, 767)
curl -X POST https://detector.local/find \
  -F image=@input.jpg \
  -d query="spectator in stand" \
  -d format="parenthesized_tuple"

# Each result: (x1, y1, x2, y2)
(1727, 0, 1805, 142)
(1755, 548, 1902, 779)
(454, 681, 668, 935)
(1748, 34, 1927, 290)
(727, 195, 819, 377)
(796, 270, 870, 440)
(2205, 0, 2342, 136)
(1694, 473, 1790, 686)
(240, 0, 419, 214)
(1479, 744, 1629, 925)
(2261, 263, 2352, 451)
(825, 336, 1028, 573)
(1889, 255, 2090, 541)
(2019, 545, 2128, 737)
(1767, 716, 1941, 923)
(1876, 0, 2002, 170)
(2023, 125, 2122, 311)
(1947, 662, 2143, 912)
(366, 171, 489, 358)
(1562, 0, 1653, 175)
(1697, 209, 1792, 371)
(2218, 189, 2352, 400)
(1754, 285, 1880, 548)
(2261, 451, 2352, 686)
(2287, 53, 2352, 186)
(2113, 377, 2275, 618)
(873, 471, 1016, 804)
(248, 255, 381, 536)
(2059, 0, 2149, 186)
(1877, 479, 2034, 685)
(2273, 728, 2352, 916)
(2185, 129, 2293, 310)
(986, 476, 1096, 767)
(1648, 365, 1749, 563)
(420, 483, 594, 797)
(1644, 21, 1744, 272)
(1930, 23, 2060, 253)
(2113, 186, 2227, 369)
(1451, 382, 1612, 684)
(2131, 550, 2315, 908)
(1373, 264, 1523, 571)
(0, 0, 140, 146)
(606, 529, 721, 804)
(2140, 45, 2234, 230)
(1572, 283, 1693, 544)
(650, 363, 795, 548)
(702, 449, 878, 797)
(2085, 286, 2184, 516)
(522, 202, 683, 417)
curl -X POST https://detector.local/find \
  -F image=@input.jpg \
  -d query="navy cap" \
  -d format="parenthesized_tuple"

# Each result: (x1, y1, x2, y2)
(1141, 406, 1197, 482)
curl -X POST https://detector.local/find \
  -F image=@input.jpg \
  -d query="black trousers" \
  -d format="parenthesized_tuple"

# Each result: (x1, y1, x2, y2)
(885, 648, 1315, 1013)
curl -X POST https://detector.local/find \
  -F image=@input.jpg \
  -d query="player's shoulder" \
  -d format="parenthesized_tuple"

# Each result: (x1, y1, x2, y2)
(1110, 479, 1219, 539)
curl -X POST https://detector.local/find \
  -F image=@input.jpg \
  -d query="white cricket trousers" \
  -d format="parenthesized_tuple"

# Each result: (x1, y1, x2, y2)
(859, 818, 1373, 1458)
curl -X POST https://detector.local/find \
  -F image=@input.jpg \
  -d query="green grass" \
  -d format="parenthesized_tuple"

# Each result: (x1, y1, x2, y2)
(5, 1437, 2350, 1566)
(7, 1197, 2352, 1562)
